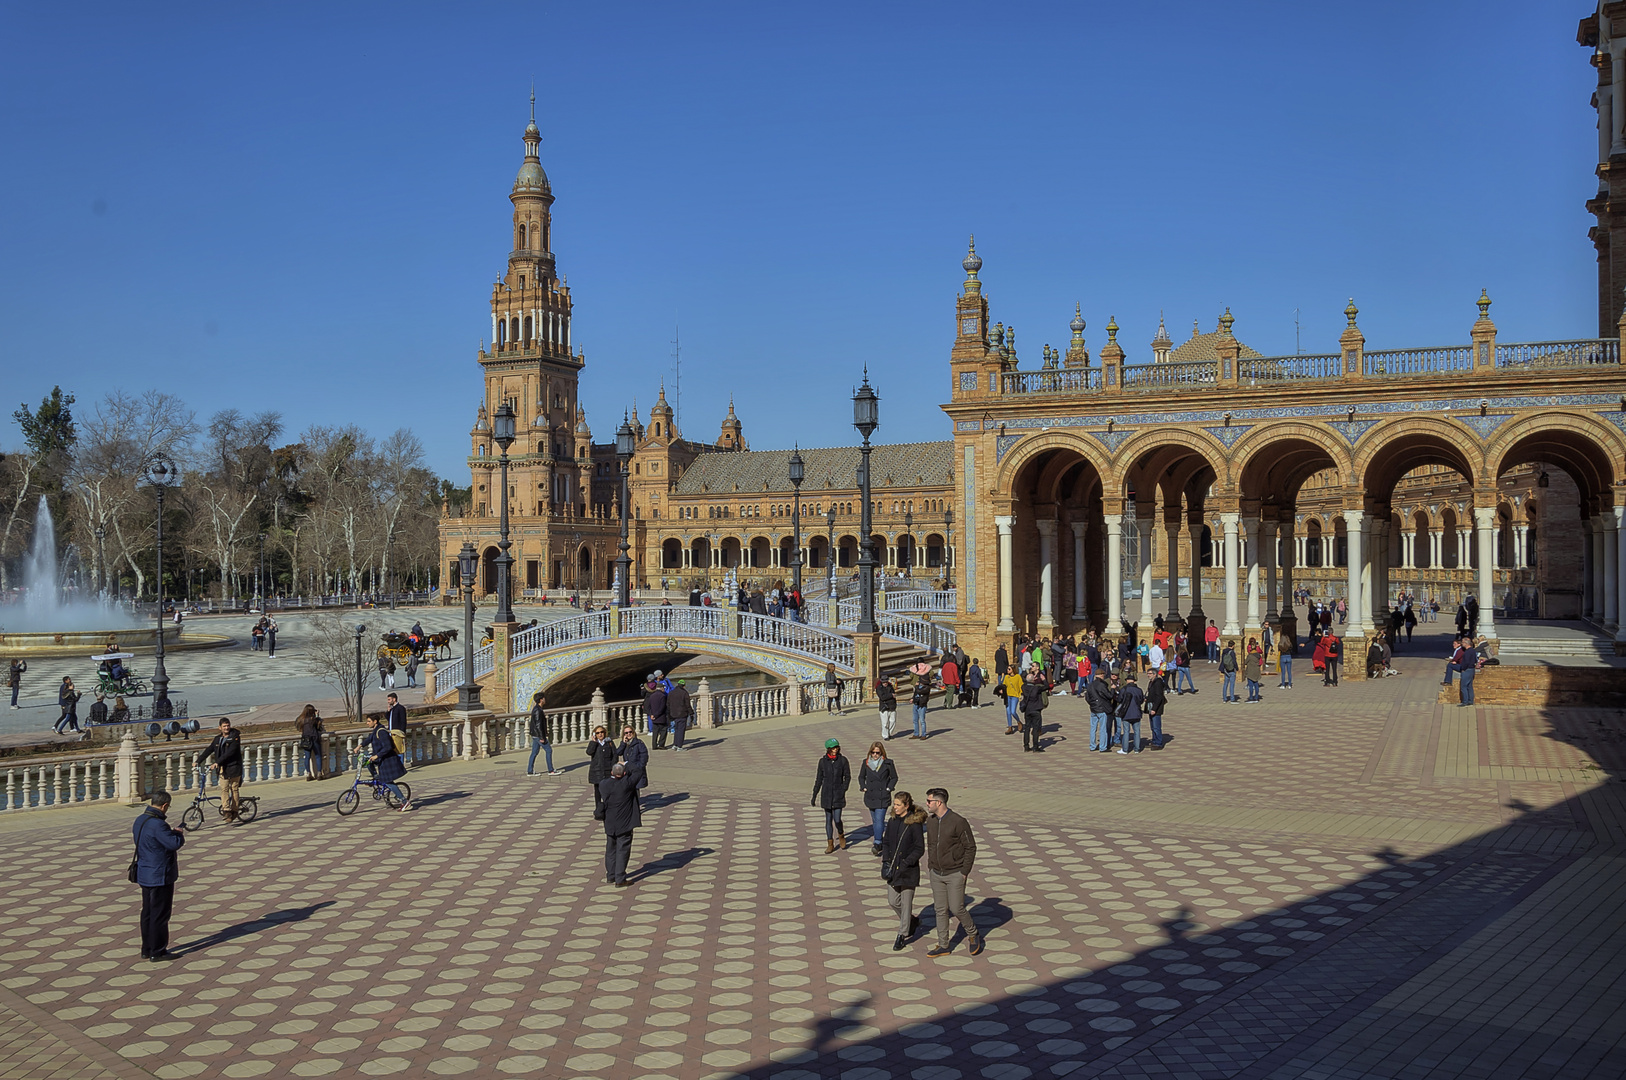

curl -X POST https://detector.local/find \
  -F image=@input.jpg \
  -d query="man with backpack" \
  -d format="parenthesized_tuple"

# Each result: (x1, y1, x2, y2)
(1219, 641, 1240, 703)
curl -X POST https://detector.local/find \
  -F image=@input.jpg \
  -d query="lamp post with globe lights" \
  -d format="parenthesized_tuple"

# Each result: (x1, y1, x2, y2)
(353, 623, 367, 726)
(615, 416, 635, 609)
(789, 448, 805, 598)
(944, 507, 955, 587)
(852, 374, 880, 636)
(145, 456, 178, 717)
(492, 401, 517, 624)
(457, 542, 482, 711)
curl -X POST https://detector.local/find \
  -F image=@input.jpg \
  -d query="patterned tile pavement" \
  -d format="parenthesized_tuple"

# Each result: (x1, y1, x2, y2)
(0, 651, 1622, 1079)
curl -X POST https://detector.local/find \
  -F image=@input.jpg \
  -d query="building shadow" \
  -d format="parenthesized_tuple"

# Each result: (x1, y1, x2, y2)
(713, 693, 1626, 1080)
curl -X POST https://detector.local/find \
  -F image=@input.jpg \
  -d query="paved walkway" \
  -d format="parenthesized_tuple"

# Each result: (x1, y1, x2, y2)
(0, 645, 1621, 1079)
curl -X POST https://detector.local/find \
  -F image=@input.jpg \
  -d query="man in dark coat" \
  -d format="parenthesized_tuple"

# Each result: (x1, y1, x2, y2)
(666, 679, 692, 751)
(134, 790, 185, 961)
(8, 658, 25, 709)
(596, 762, 643, 887)
(924, 788, 981, 957)
(993, 644, 1009, 680)
(618, 724, 650, 790)
(811, 738, 851, 853)
(196, 718, 245, 822)
(586, 726, 617, 815)
(1019, 672, 1048, 752)
(644, 681, 670, 751)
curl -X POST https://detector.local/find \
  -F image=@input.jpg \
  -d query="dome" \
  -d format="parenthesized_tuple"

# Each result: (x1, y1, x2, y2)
(514, 159, 551, 195)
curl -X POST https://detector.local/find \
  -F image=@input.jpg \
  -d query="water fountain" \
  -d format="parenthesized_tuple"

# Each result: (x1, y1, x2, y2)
(0, 497, 180, 657)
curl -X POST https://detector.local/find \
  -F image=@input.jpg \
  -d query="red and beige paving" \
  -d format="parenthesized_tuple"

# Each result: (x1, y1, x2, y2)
(1, 653, 1621, 1080)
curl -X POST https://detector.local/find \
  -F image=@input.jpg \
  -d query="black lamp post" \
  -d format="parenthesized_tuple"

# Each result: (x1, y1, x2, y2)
(944, 507, 955, 585)
(353, 622, 367, 725)
(257, 531, 267, 614)
(457, 541, 482, 709)
(145, 456, 177, 717)
(826, 503, 837, 597)
(903, 508, 914, 574)
(789, 448, 805, 596)
(492, 401, 517, 624)
(852, 373, 880, 635)
(94, 524, 106, 599)
(615, 415, 635, 608)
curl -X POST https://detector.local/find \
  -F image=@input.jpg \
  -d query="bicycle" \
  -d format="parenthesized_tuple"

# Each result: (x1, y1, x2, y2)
(335, 754, 411, 815)
(180, 770, 259, 830)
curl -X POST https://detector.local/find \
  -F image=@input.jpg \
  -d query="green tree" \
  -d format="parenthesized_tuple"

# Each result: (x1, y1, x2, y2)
(1, 386, 78, 588)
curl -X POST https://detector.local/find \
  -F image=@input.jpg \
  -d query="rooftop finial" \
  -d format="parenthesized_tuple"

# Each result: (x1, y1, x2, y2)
(1476, 288, 1492, 321)
(962, 234, 982, 276)
(1345, 297, 1359, 328)
(1070, 304, 1085, 336)
(530, 81, 536, 121)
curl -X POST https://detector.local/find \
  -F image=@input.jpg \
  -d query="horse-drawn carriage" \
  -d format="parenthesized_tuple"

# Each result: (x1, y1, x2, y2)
(377, 629, 459, 663)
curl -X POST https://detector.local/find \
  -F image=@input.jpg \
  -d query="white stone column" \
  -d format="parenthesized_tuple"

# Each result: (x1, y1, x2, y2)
(1105, 514, 1124, 629)
(1606, 512, 1621, 632)
(1243, 517, 1261, 630)
(1473, 507, 1500, 640)
(995, 515, 1015, 633)
(1036, 518, 1056, 632)
(1401, 531, 1415, 570)
(1295, 535, 1307, 569)
(1137, 514, 1156, 632)
(1428, 529, 1440, 569)
(1516, 524, 1530, 568)
(1616, 508, 1626, 644)
(1263, 520, 1279, 622)
(1458, 527, 1473, 570)
(1071, 521, 1088, 619)
(1221, 512, 1241, 637)
(1344, 509, 1365, 633)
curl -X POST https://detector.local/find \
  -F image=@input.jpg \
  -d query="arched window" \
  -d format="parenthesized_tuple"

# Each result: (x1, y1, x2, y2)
(523, 316, 533, 342)
(497, 320, 506, 347)
(510, 317, 520, 343)
(518, 223, 527, 248)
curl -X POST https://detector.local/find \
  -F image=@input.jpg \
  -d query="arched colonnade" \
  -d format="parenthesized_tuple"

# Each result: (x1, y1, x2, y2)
(987, 413, 1626, 643)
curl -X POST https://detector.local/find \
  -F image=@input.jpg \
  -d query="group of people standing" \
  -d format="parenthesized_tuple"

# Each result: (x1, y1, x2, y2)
(812, 738, 983, 955)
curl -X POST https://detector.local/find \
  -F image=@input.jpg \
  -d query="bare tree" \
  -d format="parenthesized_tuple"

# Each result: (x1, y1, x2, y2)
(303, 612, 371, 722)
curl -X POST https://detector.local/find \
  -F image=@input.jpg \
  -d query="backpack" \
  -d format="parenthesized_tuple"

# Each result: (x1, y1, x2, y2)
(389, 729, 407, 755)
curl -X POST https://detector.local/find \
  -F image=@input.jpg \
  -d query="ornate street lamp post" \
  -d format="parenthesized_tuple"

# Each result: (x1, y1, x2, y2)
(903, 508, 914, 576)
(145, 456, 177, 717)
(492, 401, 517, 624)
(457, 541, 482, 710)
(789, 448, 805, 598)
(826, 503, 837, 597)
(353, 622, 367, 725)
(94, 525, 106, 599)
(852, 374, 880, 635)
(615, 416, 635, 609)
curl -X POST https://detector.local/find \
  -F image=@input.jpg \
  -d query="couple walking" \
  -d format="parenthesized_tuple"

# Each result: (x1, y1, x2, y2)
(812, 738, 983, 955)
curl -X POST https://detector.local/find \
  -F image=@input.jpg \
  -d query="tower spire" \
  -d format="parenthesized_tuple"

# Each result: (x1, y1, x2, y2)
(529, 81, 536, 122)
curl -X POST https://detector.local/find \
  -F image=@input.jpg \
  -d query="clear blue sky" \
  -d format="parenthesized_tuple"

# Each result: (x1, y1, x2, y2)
(0, 1, 1597, 478)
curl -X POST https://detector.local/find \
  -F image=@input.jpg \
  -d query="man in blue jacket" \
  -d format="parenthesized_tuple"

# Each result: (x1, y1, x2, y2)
(133, 791, 185, 961)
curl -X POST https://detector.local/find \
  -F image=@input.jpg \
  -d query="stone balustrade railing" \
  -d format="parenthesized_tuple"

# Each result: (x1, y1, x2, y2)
(885, 589, 957, 614)
(996, 336, 1620, 399)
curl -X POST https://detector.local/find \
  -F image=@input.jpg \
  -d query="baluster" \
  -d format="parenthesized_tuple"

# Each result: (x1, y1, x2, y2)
(3, 768, 12, 811)
(53, 763, 64, 806)
(25, 765, 35, 809)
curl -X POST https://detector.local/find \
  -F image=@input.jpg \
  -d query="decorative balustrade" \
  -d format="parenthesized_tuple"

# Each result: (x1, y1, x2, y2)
(1000, 368, 1102, 395)
(886, 589, 957, 614)
(877, 612, 958, 654)
(512, 610, 615, 658)
(1363, 345, 1474, 377)
(1239, 353, 1342, 383)
(738, 613, 855, 668)
(473, 643, 495, 679)
(1495, 338, 1619, 368)
(1122, 360, 1216, 389)
(799, 677, 866, 712)
(1, 756, 117, 811)
(620, 605, 726, 639)
(713, 684, 792, 725)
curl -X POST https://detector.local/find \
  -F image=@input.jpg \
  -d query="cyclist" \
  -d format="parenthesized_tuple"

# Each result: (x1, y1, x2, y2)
(363, 715, 412, 812)
(196, 717, 245, 823)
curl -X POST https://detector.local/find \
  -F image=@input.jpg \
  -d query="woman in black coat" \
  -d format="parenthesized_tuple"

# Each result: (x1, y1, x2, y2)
(364, 717, 410, 811)
(879, 790, 927, 951)
(856, 741, 899, 856)
(810, 739, 851, 853)
(1146, 668, 1169, 750)
(585, 726, 617, 815)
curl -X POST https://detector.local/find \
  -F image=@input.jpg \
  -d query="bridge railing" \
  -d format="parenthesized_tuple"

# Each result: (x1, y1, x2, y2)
(620, 605, 725, 640)
(512, 610, 614, 660)
(738, 613, 855, 669)
(877, 612, 958, 655)
(713, 683, 793, 726)
(885, 589, 957, 614)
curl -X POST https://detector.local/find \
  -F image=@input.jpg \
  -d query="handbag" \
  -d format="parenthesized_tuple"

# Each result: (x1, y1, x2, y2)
(128, 818, 148, 884)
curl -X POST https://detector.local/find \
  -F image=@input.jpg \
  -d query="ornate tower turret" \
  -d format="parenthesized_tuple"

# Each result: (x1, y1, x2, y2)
(1151, 313, 1172, 364)
(1064, 305, 1090, 368)
(717, 398, 744, 451)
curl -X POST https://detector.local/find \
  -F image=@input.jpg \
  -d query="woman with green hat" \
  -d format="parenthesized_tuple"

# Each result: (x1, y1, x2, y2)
(810, 738, 851, 853)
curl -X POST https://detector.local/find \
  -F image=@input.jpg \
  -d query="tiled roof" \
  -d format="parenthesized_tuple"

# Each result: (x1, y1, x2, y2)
(1169, 331, 1263, 365)
(672, 441, 955, 496)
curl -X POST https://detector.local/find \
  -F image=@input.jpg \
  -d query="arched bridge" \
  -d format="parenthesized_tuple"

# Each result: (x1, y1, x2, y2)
(429, 594, 956, 710)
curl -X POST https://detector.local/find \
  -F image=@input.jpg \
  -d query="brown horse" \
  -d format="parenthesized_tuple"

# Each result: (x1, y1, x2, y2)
(428, 629, 459, 659)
